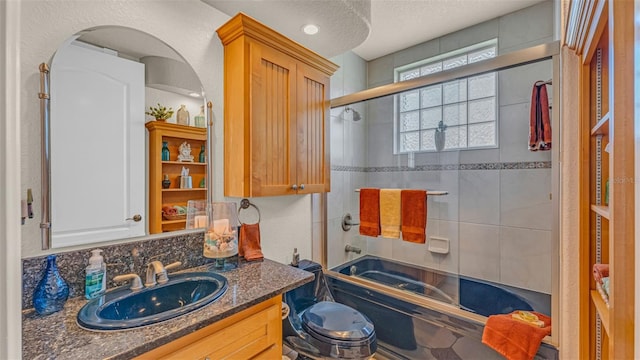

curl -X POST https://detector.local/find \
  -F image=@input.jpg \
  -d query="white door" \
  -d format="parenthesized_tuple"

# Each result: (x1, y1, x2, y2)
(50, 42, 145, 247)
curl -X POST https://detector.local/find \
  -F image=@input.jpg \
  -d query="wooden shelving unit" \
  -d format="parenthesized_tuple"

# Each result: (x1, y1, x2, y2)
(590, 205, 610, 219)
(146, 121, 207, 234)
(590, 290, 610, 335)
(566, 1, 635, 359)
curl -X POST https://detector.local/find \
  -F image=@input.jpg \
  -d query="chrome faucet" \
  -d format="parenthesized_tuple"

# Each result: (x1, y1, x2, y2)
(145, 261, 182, 287)
(345, 245, 362, 254)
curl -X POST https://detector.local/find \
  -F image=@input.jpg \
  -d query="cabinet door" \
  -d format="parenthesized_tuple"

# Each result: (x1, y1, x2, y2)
(50, 43, 145, 247)
(249, 42, 297, 196)
(296, 62, 330, 193)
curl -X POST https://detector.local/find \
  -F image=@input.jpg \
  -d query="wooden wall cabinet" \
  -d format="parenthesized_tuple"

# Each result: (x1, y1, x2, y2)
(146, 122, 207, 234)
(217, 13, 338, 197)
(565, 0, 635, 358)
(135, 295, 282, 360)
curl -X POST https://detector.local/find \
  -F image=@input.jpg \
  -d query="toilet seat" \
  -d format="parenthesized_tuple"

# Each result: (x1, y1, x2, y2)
(302, 301, 375, 342)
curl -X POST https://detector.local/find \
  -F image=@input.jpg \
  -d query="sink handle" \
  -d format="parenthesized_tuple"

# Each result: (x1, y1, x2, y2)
(156, 261, 182, 284)
(164, 261, 182, 271)
(113, 274, 143, 291)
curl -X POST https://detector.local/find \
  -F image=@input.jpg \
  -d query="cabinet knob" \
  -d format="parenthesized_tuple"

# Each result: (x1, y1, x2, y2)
(126, 214, 142, 222)
(291, 184, 298, 191)
(299, 184, 305, 190)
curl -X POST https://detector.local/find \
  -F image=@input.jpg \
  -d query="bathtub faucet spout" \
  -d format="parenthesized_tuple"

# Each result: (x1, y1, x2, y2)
(345, 245, 362, 254)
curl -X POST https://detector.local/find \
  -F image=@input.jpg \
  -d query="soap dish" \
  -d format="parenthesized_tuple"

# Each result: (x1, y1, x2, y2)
(428, 236, 449, 254)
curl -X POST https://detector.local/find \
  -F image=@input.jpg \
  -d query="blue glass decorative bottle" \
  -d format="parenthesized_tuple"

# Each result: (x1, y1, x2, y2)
(199, 145, 205, 163)
(33, 255, 69, 315)
(161, 141, 170, 161)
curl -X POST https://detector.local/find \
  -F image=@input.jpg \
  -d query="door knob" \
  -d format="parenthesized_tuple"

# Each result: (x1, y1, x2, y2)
(292, 184, 298, 191)
(299, 184, 305, 190)
(126, 214, 142, 222)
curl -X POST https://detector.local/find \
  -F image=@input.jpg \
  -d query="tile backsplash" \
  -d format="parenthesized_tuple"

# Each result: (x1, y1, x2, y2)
(21, 232, 220, 309)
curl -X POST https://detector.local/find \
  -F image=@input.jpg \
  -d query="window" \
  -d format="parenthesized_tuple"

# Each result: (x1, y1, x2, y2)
(395, 40, 498, 153)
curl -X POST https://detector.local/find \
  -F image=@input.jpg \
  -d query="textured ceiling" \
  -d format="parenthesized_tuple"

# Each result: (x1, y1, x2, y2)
(203, 0, 545, 61)
(203, 0, 371, 58)
(353, 0, 546, 60)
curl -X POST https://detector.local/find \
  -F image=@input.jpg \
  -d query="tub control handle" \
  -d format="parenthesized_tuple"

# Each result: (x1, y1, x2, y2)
(342, 213, 360, 231)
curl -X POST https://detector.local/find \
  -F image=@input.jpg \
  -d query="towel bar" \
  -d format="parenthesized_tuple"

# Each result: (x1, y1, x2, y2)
(354, 189, 448, 196)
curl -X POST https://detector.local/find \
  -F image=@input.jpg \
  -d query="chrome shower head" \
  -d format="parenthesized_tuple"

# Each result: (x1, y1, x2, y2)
(344, 107, 362, 121)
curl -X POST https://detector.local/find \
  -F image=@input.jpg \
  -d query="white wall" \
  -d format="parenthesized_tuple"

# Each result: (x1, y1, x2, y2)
(145, 87, 204, 126)
(19, 1, 313, 262)
(1, 0, 23, 357)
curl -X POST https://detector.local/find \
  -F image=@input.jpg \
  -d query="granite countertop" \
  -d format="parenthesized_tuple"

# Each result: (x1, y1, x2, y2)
(22, 258, 313, 360)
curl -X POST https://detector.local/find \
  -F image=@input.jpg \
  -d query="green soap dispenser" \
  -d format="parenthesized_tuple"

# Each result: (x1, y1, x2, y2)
(85, 249, 106, 299)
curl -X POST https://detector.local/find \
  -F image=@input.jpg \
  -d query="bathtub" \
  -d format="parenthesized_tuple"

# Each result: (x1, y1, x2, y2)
(328, 255, 556, 359)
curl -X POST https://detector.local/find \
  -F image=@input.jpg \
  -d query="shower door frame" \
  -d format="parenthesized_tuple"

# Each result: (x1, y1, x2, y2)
(321, 40, 561, 346)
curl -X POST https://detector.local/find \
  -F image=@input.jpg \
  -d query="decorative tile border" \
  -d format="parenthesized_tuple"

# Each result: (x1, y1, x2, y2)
(331, 161, 551, 172)
(21, 232, 221, 309)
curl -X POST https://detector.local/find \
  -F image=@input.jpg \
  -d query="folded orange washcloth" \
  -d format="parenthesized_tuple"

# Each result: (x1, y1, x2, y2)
(482, 311, 551, 360)
(401, 190, 427, 243)
(239, 223, 263, 261)
(592, 263, 609, 286)
(380, 189, 402, 238)
(359, 188, 380, 237)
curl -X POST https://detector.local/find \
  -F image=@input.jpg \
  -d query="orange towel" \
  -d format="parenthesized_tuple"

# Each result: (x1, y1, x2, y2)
(380, 189, 402, 238)
(593, 263, 609, 286)
(401, 190, 427, 243)
(359, 188, 380, 237)
(239, 223, 263, 261)
(529, 82, 551, 151)
(482, 311, 551, 360)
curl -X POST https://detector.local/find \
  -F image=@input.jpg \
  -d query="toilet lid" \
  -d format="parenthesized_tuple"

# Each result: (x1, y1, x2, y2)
(302, 301, 374, 341)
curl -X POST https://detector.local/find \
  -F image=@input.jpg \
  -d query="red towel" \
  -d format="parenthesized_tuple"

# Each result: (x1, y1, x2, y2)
(401, 190, 427, 243)
(239, 223, 263, 261)
(593, 263, 609, 286)
(482, 311, 551, 360)
(529, 82, 551, 151)
(359, 188, 380, 237)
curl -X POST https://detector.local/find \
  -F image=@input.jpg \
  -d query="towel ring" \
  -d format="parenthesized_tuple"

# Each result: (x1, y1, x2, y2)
(238, 198, 261, 225)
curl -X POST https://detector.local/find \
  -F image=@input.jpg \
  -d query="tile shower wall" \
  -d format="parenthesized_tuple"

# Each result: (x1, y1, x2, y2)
(315, 51, 368, 267)
(326, 0, 554, 295)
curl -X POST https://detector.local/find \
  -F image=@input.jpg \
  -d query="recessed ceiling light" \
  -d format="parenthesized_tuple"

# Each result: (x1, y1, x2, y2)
(302, 24, 319, 35)
(189, 92, 201, 98)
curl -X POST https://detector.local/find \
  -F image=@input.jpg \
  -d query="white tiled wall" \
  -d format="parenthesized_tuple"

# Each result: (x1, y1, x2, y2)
(326, 1, 555, 294)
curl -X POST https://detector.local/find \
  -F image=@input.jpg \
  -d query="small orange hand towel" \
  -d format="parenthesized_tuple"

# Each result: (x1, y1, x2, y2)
(482, 311, 551, 360)
(359, 188, 380, 237)
(380, 189, 401, 239)
(239, 223, 263, 261)
(401, 190, 427, 243)
(592, 263, 609, 286)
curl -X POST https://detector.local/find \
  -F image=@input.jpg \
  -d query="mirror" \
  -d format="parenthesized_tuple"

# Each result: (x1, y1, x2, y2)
(47, 26, 207, 249)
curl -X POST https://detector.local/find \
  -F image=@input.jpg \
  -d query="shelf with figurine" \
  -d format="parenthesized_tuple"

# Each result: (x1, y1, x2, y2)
(146, 121, 208, 234)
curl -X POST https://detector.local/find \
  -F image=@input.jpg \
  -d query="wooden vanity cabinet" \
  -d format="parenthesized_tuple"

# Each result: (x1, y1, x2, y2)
(146, 121, 207, 234)
(135, 295, 282, 360)
(217, 13, 338, 197)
